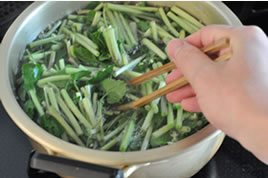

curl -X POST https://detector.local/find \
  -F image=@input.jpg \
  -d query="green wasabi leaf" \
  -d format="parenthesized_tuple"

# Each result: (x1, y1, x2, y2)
(137, 21, 150, 32)
(18, 84, 27, 101)
(87, 2, 100, 9)
(152, 114, 166, 130)
(87, 25, 98, 34)
(87, 65, 113, 84)
(23, 99, 35, 118)
(89, 30, 108, 54)
(55, 48, 66, 61)
(22, 63, 43, 91)
(73, 46, 99, 66)
(101, 78, 127, 104)
(71, 71, 91, 81)
(71, 70, 91, 90)
(40, 114, 64, 137)
(86, 10, 96, 24)
(150, 132, 172, 147)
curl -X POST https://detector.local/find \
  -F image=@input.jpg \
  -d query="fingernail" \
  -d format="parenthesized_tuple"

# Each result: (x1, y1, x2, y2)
(167, 39, 184, 61)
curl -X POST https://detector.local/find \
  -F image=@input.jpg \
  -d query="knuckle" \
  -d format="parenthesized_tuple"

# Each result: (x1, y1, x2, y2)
(244, 25, 263, 34)
(240, 25, 265, 38)
(174, 43, 198, 64)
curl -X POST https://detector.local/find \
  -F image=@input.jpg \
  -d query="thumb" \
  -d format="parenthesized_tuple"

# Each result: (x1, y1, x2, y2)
(166, 39, 216, 90)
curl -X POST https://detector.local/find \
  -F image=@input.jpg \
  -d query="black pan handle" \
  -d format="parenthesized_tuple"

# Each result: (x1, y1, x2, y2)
(28, 151, 124, 178)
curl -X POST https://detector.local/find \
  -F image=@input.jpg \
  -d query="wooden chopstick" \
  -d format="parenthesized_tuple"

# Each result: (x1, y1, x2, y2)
(129, 38, 230, 85)
(117, 42, 232, 111)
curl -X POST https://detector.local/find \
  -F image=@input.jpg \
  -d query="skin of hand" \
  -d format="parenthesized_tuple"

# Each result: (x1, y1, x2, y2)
(165, 25, 268, 164)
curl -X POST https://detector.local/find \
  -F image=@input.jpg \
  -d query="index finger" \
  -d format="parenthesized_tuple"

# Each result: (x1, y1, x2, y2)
(185, 24, 235, 48)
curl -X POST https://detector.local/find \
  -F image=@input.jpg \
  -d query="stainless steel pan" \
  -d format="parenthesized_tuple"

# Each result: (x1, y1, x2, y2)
(0, 2, 242, 178)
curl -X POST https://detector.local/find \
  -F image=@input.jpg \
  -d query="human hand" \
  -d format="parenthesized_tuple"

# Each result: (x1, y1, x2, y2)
(166, 25, 268, 164)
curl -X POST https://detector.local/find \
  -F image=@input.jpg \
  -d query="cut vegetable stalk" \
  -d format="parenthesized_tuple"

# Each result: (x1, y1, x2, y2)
(124, 5, 158, 12)
(43, 86, 50, 109)
(159, 8, 180, 37)
(113, 11, 131, 45)
(24, 51, 52, 62)
(141, 109, 154, 131)
(51, 43, 64, 51)
(37, 75, 71, 87)
(82, 98, 96, 126)
(114, 54, 146, 77)
(103, 119, 129, 141)
(101, 133, 122, 151)
(59, 59, 65, 70)
(28, 89, 44, 116)
(150, 21, 158, 43)
(103, 26, 122, 65)
(156, 24, 175, 39)
(58, 19, 67, 34)
(120, 115, 135, 152)
(92, 11, 102, 26)
(92, 92, 98, 113)
(48, 106, 85, 146)
(48, 51, 56, 70)
(75, 34, 100, 56)
(167, 103, 175, 127)
(141, 125, 153, 151)
(182, 18, 200, 32)
(61, 89, 92, 129)
(161, 96, 168, 117)
(146, 80, 159, 113)
(167, 12, 195, 34)
(152, 124, 174, 138)
(179, 126, 191, 133)
(29, 34, 65, 48)
(47, 87, 59, 111)
(119, 13, 138, 47)
(144, 28, 152, 37)
(39, 20, 62, 38)
(179, 29, 186, 39)
(171, 6, 204, 29)
(56, 92, 83, 135)
(142, 38, 167, 60)
(175, 104, 183, 130)
(129, 22, 138, 43)
(106, 3, 155, 17)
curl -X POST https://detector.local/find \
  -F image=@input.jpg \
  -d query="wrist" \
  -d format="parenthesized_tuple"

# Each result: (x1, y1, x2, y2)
(237, 114, 268, 164)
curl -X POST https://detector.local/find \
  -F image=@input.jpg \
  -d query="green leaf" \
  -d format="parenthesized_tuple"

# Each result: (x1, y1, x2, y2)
(150, 132, 172, 147)
(71, 70, 91, 90)
(98, 54, 111, 62)
(73, 46, 99, 66)
(89, 30, 108, 54)
(23, 99, 35, 118)
(22, 63, 43, 91)
(137, 21, 150, 32)
(71, 71, 91, 81)
(87, 65, 113, 84)
(86, 10, 96, 24)
(18, 84, 27, 101)
(40, 114, 64, 137)
(101, 78, 127, 104)
(152, 114, 166, 129)
(87, 25, 98, 34)
(134, 62, 149, 73)
(87, 2, 100, 9)
(55, 48, 67, 61)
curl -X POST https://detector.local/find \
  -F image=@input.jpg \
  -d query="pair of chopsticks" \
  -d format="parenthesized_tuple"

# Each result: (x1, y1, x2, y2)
(117, 38, 232, 111)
